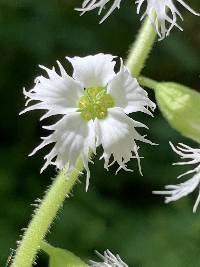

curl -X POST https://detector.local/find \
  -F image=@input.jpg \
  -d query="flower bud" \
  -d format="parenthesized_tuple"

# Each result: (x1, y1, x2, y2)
(155, 82, 200, 143)
(41, 242, 88, 267)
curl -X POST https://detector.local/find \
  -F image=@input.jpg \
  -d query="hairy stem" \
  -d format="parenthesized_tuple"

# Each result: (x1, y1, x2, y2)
(126, 17, 156, 77)
(11, 157, 84, 267)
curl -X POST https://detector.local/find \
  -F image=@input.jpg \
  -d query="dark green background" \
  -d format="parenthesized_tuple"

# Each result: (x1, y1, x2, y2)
(0, 1, 200, 266)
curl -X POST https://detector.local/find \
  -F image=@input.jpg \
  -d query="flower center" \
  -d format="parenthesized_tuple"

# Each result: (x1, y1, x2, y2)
(78, 87, 115, 121)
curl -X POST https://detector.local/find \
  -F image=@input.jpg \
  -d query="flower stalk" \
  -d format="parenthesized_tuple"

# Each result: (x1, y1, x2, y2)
(126, 17, 156, 77)
(11, 157, 84, 267)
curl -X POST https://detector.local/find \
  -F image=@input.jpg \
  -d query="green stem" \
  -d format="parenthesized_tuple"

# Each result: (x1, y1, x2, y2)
(11, 157, 84, 267)
(138, 76, 159, 90)
(126, 17, 157, 77)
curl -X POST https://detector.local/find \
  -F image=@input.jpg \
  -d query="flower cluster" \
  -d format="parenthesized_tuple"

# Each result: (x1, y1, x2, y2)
(76, 0, 199, 39)
(90, 250, 128, 267)
(21, 54, 155, 190)
(153, 142, 200, 212)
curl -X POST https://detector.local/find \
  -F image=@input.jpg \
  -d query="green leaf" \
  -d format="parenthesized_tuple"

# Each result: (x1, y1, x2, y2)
(155, 82, 200, 143)
(41, 241, 88, 267)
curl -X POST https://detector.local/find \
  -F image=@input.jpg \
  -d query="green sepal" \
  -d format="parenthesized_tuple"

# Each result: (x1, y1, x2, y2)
(155, 82, 200, 143)
(41, 241, 88, 267)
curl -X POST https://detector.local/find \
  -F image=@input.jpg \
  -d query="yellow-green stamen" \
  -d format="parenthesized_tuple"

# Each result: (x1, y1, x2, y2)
(78, 87, 114, 120)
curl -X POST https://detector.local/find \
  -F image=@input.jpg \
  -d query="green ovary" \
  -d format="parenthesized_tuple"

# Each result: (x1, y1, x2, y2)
(78, 87, 115, 120)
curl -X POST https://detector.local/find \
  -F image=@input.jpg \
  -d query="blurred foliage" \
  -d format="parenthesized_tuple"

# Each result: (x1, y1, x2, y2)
(0, 0, 199, 266)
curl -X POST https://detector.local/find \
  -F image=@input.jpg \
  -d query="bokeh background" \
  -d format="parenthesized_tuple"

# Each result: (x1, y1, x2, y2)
(0, 0, 200, 266)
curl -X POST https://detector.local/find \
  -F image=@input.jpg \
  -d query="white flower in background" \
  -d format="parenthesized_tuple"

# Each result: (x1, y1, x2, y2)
(76, 0, 199, 39)
(90, 250, 128, 267)
(21, 54, 155, 190)
(153, 142, 200, 212)
(76, 0, 122, 23)
(136, 0, 200, 40)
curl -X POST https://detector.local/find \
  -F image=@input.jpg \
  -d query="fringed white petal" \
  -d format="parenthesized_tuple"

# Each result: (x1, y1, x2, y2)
(136, 0, 199, 40)
(95, 107, 154, 174)
(31, 113, 95, 191)
(107, 63, 156, 115)
(153, 173, 200, 213)
(76, 0, 122, 23)
(153, 142, 200, 212)
(20, 61, 84, 119)
(67, 53, 116, 88)
(170, 142, 200, 164)
(90, 249, 128, 267)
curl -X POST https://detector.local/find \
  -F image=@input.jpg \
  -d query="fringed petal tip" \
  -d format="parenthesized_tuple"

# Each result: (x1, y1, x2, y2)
(136, 0, 200, 40)
(89, 249, 128, 267)
(96, 108, 155, 176)
(153, 141, 200, 212)
(75, 0, 122, 24)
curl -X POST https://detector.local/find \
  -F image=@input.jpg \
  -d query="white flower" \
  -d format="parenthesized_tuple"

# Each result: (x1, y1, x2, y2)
(76, 0, 199, 39)
(21, 54, 155, 190)
(136, 0, 200, 40)
(89, 250, 128, 267)
(153, 142, 200, 212)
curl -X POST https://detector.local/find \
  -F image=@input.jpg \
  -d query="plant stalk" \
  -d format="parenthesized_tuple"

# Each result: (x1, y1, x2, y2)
(126, 17, 156, 77)
(11, 157, 84, 267)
